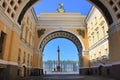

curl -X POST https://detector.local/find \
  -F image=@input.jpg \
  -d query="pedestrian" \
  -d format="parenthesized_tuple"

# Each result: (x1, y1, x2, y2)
(44, 70, 47, 76)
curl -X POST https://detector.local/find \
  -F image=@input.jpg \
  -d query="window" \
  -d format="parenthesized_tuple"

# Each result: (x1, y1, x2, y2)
(27, 54, 30, 66)
(95, 28, 99, 41)
(23, 52, 26, 63)
(0, 31, 6, 57)
(100, 22, 106, 37)
(94, 54, 96, 61)
(20, 23, 24, 39)
(88, 36, 91, 46)
(99, 51, 102, 61)
(105, 48, 109, 60)
(29, 32, 31, 46)
(91, 32, 94, 45)
(94, 17, 97, 25)
(17, 69, 20, 76)
(27, 17, 29, 24)
(31, 56, 32, 66)
(30, 22, 32, 29)
(18, 49, 21, 64)
(25, 27, 28, 42)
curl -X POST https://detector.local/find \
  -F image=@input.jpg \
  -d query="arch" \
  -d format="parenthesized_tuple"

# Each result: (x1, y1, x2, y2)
(17, 0, 39, 24)
(37, 30, 85, 56)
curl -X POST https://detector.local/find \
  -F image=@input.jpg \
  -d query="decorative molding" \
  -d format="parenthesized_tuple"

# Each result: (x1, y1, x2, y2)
(89, 37, 108, 53)
(37, 29, 46, 38)
(77, 29, 85, 38)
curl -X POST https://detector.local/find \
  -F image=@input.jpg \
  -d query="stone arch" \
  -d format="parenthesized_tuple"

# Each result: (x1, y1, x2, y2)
(38, 30, 84, 56)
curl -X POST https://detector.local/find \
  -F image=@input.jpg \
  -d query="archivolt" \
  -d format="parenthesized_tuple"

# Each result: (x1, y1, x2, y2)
(39, 31, 83, 54)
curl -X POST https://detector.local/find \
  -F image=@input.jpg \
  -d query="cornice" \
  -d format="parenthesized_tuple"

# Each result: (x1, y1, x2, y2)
(89, 36, 108, 53)
(13, 23, 21, 36)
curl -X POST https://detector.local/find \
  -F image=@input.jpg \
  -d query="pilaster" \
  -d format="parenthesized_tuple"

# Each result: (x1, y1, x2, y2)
(108, 21, 120, 63)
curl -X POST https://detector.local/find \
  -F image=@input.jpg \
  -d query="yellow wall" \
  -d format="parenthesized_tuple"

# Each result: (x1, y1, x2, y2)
(0, 21, 19, 63)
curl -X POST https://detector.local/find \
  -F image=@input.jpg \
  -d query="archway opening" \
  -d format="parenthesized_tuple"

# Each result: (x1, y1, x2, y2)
(43, 38, 79, 74)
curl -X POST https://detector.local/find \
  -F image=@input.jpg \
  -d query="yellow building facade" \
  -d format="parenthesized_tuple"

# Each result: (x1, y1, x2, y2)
(0, 0, 120, 80)
(0, 0, 39, 79)
(84, 6, 109, 75)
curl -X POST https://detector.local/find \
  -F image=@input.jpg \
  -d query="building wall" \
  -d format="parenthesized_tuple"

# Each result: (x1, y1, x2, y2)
(0, 1, 119, 79)
(82, 6, 120, 79)
(85, 6, 109, 67)
(0, 5, 37, 79)
(43, 60, 79, 72)
(18, 8, 37, 77)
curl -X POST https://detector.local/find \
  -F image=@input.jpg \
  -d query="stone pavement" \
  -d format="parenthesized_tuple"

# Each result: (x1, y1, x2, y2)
(19, 74, 117, 80)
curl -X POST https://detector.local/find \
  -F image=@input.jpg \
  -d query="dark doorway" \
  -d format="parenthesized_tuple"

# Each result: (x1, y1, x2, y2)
(23, 66, 26, 77)
(98, 65, 103, 75)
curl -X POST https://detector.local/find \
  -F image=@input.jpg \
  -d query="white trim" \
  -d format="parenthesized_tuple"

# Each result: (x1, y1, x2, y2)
(0, 59, 18, 66)
(112, 61, 120, 65)
(90, 63, 112, 68)
(89, 39, 108, 53)
(21, 64, 27, 67)
(88, 61, 120, 68)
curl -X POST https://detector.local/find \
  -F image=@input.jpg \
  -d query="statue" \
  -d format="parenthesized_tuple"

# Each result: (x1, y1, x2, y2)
(56, 3, 65, 13)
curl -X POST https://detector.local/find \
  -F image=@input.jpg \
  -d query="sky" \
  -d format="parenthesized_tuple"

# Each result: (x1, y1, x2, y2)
(34, 0, 92, 15)
(33, 0, 92, 61)
(43, 38, 79, 61)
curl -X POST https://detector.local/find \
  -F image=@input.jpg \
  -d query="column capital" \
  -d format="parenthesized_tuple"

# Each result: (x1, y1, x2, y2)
(108, 21, 120, 35)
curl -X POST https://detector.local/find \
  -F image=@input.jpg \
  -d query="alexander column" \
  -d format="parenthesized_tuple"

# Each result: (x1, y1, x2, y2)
(57, 46, 61, 72)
